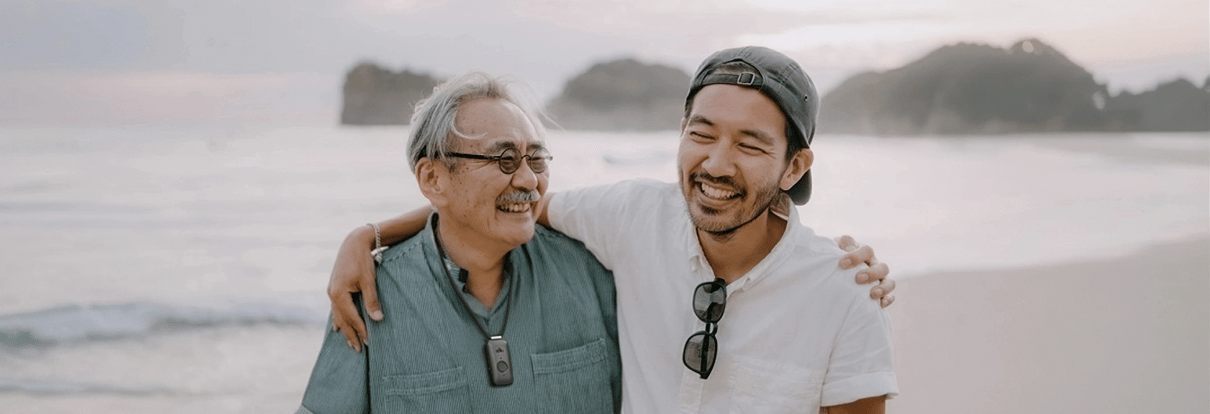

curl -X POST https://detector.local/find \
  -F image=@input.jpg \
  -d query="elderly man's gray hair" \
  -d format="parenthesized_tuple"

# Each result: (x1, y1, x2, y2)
(406, 72, 547, 171)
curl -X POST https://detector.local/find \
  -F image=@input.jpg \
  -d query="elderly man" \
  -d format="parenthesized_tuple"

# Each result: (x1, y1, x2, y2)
(328, 47, 899, 413)
(297, 72, 620, 414)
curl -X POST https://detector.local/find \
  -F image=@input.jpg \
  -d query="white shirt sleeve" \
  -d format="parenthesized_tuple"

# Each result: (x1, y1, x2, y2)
(820, 289, 899, 406)
(547, 179, 665, 270)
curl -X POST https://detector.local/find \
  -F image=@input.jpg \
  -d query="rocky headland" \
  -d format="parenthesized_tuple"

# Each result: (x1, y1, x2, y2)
(545, 58, 689, 131)
(340, 62, 440, 125)
(339, 39, 1209, 133)
(819, 39, 1209, 134)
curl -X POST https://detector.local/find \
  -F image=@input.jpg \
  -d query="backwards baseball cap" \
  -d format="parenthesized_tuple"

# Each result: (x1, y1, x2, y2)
(686, 46, 820, 205)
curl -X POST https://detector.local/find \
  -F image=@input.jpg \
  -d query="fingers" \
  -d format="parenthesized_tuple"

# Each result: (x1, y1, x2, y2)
(869, 277, 895, 298)
(362, 279, 384, 322)
(835, 234, 857, 251)
(331, 296, 365, 352)
(348, 310, 369, 350)
(837, 235, 895, 308)
(841, 245, 875, 270)
(856, 259, 889, 284)
(870, 277, 896, 308)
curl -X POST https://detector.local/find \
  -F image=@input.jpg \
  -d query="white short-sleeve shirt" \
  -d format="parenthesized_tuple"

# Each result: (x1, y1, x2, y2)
(548, 179, 897, 414)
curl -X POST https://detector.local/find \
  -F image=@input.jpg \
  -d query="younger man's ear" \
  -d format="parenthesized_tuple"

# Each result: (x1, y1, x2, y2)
(779, 148, 813, 192)
(415, 158, 448, 207)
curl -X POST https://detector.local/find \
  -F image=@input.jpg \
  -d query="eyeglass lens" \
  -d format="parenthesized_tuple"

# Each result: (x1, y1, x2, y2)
(498, 148, 549, 174)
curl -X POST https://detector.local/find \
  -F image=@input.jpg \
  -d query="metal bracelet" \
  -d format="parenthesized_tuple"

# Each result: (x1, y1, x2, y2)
(368, 223, 386, 264)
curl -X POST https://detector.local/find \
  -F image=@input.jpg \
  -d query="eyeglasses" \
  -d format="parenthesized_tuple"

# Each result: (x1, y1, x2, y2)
(446, 147, 553, 174)
(683, 278, 726, 379)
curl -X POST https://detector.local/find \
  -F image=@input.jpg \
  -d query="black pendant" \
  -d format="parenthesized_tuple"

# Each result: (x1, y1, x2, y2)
(485, 336, 513, 386)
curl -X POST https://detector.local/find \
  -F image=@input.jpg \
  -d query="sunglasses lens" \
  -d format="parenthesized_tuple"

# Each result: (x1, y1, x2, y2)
(693, 282, 726, 322)
(682, 332, 717, 378)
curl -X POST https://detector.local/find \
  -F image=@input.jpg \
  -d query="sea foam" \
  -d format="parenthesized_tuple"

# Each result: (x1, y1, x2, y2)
(0, 298, 327, 347)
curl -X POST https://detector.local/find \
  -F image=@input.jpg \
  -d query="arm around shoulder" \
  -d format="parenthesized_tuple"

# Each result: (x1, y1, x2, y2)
(328, 206, 431, 350)
(825, 395, 886, 414)
(536, 191, 555, 228)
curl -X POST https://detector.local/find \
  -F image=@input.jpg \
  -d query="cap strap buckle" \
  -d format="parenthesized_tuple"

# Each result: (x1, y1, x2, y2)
(736, 72, 756, 85)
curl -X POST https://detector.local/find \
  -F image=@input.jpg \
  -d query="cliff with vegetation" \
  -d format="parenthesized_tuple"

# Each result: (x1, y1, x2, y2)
(545, 58, 689, 131)
(820, 39, 1210, 134)
(340, 62, 441, 125)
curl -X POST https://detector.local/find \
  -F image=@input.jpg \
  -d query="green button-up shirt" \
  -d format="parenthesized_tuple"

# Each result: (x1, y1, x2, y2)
(299, 216, 620, 414)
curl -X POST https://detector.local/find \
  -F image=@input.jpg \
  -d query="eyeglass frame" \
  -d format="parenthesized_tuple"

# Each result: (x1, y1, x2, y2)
(683, 278, 727, 379)
(445, 147, 553, 174)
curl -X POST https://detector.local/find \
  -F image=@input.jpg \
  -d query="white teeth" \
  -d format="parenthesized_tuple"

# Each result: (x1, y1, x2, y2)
(499, 203, 531, 213)
(700, 183, 739, 200)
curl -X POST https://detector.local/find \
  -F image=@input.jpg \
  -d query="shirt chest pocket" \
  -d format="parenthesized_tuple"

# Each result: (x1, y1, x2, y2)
(530, 338, 618, 414)
(381, 366, 471, 413)
(729, 356, 824, 414)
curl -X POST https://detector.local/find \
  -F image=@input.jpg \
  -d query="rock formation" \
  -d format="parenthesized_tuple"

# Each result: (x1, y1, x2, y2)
(340, 62, 441, 125)
(1103, 78, 1210, 132)
(820, 38, 1209, 134)
(546, 58, 689, 131)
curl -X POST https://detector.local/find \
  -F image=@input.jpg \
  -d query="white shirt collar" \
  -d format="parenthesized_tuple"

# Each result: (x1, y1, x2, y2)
(682, 201, 804, 293)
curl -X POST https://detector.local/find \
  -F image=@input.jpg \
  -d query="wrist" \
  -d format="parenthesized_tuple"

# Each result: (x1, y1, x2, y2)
(367, 222, 387, 264)
(346, 225, 374, 249)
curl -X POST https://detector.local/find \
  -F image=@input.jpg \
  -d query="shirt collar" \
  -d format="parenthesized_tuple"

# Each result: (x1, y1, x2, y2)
(681, 206, 711, 276)
(426, 212, 515, 297)
(442, 254, 514, 294)
(682, 203, 803, 293)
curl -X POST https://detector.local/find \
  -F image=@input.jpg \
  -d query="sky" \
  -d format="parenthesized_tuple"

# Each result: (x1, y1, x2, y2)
(1, 0, 1206, 126)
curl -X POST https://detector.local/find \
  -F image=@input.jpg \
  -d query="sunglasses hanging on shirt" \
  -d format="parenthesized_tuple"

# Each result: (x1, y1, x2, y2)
(683, 278, 727, 379)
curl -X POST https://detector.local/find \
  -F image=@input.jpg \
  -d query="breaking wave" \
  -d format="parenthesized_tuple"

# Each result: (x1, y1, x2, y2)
(0, 297, 328, 348)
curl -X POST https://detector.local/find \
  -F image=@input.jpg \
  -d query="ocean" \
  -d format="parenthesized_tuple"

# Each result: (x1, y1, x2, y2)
(1, 125, 1207, 412)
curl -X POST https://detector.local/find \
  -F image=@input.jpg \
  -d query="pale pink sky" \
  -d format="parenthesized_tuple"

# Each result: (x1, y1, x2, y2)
(1, 0, 1205, 126)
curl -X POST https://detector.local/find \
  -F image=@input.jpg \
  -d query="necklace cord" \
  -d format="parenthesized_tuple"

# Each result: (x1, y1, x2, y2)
(432, 216, 516, 338)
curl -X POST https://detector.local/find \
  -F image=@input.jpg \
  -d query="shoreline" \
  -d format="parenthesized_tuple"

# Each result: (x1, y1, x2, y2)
(1, 237, 1206, 413)
(886, 236, 1209, 413)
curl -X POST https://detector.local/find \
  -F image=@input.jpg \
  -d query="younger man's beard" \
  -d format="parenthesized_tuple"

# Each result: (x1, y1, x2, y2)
(685, 171, 782, 240)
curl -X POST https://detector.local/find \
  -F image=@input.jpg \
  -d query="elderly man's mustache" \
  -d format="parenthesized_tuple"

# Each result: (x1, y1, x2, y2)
(498, 190, 540, 205)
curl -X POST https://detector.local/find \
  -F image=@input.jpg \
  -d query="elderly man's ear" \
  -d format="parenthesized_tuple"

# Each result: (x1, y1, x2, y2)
(416, 158, 450, 208)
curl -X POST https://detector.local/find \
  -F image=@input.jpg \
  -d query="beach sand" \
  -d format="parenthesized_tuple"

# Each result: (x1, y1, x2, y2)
(5, 239, 1205, 413)
(886, 237, 1209, 413)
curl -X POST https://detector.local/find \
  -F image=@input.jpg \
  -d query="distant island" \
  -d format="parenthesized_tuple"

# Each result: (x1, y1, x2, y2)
(820, 38, 1210, 134)
(340, 62, 440, 125)
(337, 58, 688, 131)
(545, 58, 688, 131)
(339, 39, 1210, 133)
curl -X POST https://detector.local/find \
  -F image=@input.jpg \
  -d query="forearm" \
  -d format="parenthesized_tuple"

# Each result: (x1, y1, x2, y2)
(329, 207, 431, 340)
(367, 206, 433, 248)
(824, 395, 885, 414)
(535, 191, 555, 228)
